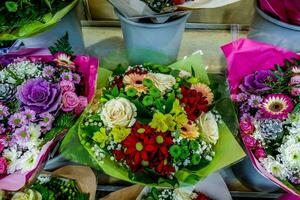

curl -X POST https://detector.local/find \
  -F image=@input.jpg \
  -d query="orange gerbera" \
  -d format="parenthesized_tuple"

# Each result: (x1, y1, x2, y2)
(123, 73, 148, 95)
(191, 83, 214, 105)
(54, 52, 75, 69)
(180, 121, 199, 140)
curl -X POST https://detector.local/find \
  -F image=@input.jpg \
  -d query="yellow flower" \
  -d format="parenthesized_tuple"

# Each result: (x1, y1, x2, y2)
(93, 128, 108, 148)
(180, 122, 199, 140)
(123, 73, 148, 95)
(173, 113, 188, 127)
(150, 112, 176, 132)
(111, 127, 131, 143)
(171, 100, 188, 127)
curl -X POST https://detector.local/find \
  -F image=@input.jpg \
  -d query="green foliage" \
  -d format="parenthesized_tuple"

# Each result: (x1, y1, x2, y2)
(0, 0, 72, 34)
(49, 33, 74, 55)
(54, 112, 76, 128)
(113, 64, 126, 76)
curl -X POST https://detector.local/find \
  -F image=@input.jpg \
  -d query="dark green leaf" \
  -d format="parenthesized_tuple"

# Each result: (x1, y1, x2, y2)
(191, 66, 196, 77)
(113, 64, 126, 76)
(48, 33, 74, 55)
(165, 91, 175, 113)
(111, 85, 119, 97)
(54, 112, 76, 128)
(170, 69, 180, 78)
(155, 99, 165, 113)
(5, 1, 18, 12)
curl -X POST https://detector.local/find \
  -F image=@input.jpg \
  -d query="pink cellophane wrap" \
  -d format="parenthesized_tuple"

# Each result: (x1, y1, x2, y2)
(221, 38, 300, 199)
(0, 48, 99, 191)
(259, 0, 300, 26)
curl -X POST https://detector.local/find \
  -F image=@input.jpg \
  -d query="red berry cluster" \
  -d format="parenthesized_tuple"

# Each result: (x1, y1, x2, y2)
(180, 86, 208, 121)
(113, 122, 175, 176)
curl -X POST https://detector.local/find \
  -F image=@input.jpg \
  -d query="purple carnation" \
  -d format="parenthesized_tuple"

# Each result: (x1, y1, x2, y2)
(17, 78, 62, 114)
(0, 105, 9, 120)
(239, 70, 276, 93)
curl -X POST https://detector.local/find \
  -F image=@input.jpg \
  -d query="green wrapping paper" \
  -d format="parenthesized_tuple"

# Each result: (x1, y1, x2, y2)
(0, 0, 78, 40)
(60, 52, 245, 186)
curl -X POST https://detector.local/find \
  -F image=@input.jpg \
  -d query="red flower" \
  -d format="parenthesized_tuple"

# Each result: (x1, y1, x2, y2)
(180, 86, 208, 120)
(193, 193, 212, 200)
(112, 76, 123, 89)
(125, 65, 148, 75)
(131, 122, 153, 135)
(155, 159, 175, 176)
(122, 132, 156, 168)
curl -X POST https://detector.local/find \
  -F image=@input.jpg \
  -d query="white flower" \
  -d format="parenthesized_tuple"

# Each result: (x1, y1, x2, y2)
(3, 147, 22, 174)
(100, 97, 137, 128)
(173, 188, 197, 200)
(28, 124, 42, 143)
(260, 156, 287, 180)
(18, 149, 39, 173)
(197, 112, 219, 144)
(145, 73, 176, 94)
(178, 70, 191, 78)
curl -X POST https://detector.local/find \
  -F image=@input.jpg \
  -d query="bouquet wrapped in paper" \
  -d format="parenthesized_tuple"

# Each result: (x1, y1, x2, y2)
(222, 38, 300, 199)
(109, 0, 240, 20)
(0, 0, 78, 40)
(61, 52, 245, 186)
(259, 0, 300, 26)
(0, 35, 98, 191)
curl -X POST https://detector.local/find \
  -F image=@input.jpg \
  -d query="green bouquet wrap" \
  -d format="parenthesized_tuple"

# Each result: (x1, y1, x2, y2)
(0, 0, 78, 40)
(60, 53, 245, 186)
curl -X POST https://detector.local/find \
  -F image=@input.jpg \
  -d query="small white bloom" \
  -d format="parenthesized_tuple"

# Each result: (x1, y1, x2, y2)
(260, 156, 287, 180)
(145, 73, 176, 94)
(100, 97, 137, 128)
(18, 148, 39, 173)
(173, 188, 196, 200)
(28, 124, 42, 142)
(178, 70, 191, 78)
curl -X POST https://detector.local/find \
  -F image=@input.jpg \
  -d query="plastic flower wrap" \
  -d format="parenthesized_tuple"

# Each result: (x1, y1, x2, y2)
(222, 38, 300, 198)
(61, 52, 245, 186)
(0, 35, 98, 191)
(259, 0, 300, 26)
(0, 0, 78, 40)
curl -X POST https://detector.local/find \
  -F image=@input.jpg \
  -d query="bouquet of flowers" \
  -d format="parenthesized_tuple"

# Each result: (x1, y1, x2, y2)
(61, 53, 245, 186)
(222, 38, 300, 198)
(0, 35, 98, 191)
(0, 0, 78, 40)
(259, 0, 300, 26)
(109, 0, 240, 19)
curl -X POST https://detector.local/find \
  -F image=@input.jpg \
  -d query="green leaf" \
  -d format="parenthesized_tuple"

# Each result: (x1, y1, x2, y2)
(48, 32, 74, 55)
(155, 99, 165, 113)
(111, 85, 119, 97)
(191, 66, 196, 77)
(165, 91, 175, 113)
(293, 103, 300, 113)
(113, 64, 126, 76)
(42, 127, 64, 145)
(54, 112, 76, 128)
(43, 0, 52, 10)
(133, 99, 153, 118)
(170, 69, 180, 78)
(5, 1, 18, 12)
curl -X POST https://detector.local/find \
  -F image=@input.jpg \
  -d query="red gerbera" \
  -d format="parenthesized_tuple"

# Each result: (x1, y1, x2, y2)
(180, 86, 209, 121)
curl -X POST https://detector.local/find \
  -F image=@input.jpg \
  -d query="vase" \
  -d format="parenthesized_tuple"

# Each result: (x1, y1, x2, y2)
(19, 9, 85, 54)
(248, 7, 300, 53)
(116, 10, 191, 65)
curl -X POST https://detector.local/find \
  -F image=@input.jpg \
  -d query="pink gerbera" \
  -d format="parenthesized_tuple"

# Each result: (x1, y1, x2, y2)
(261, 94, 294, 120)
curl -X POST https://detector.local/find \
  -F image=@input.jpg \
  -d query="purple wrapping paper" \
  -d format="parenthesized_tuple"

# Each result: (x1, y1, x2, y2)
(259, 0, 300, 26)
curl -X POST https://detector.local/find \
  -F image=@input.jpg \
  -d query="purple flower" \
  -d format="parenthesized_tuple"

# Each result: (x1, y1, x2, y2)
(0, 105, 9, 120)
(43, 66, 56, 78)
(39, 113, 54, 131)
(17, 78, 62, 114)
(248, 95, 263, 108)
(60, 72, 73, 81)
(13, 126, 30, 143)
(72, 73, 81, 84)
(8, 113, 26, 128)
(0, 124, 5, 134)
(239, 70, 276, 93)
(240, 102, 251, 113)
(288, 174, 300, 185)
(236, 93, 248, 102)
(21, 109, 36, 123)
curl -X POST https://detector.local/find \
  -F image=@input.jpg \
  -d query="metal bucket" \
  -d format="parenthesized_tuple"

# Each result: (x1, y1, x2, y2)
(249, 7, 300, 53)
(231, 157, 279, 192)
(116, 11, 191, 65)
(19, 9, 85, 54)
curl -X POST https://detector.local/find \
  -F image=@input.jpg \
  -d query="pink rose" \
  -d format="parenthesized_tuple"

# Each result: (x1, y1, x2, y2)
(60, 80, 75, 93)
(240, 119, 255, 135)
(0, 157, 7, 174)
(62, 91, 79, 112)
(291, 87, 300, 96)
(255, 148, 266, 159)
(243, 135, 257, 149)
(75, 96, 88, 115)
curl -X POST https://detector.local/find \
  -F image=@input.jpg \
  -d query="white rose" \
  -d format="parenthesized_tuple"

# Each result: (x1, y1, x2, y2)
(146, 73, 176, 94)
(198, 112, 219, 144)
(100, 97, 137, 128)
(173, 188, 197, 200)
